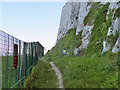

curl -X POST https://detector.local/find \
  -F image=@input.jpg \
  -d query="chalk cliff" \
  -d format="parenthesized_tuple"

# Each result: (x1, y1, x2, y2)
(56, 1, 120, 54)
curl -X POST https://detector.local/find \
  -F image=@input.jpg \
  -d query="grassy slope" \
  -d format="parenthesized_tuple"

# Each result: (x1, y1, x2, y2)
(24, 2, 119, 88)
(44, 29, 118, 88)
(44, 2, 119, 88)
(53, 54, 118, 88)
(24, 60, 58, 88)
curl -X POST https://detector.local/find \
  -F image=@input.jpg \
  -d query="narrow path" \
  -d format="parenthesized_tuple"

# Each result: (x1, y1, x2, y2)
(49, 62, 64, 89)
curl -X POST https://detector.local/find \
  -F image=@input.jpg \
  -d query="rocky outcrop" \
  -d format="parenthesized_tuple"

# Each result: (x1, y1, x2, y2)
(57, 1, 120, 54)
(56, 2, 80, 43)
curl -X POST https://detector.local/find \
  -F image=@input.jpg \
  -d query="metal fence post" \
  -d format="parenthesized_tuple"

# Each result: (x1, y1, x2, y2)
(28, 43, 31, 74)
(31, 43, 33, 66)
(15, 38, 18, 87)
(22, 42, 26, 86)
(19, 42, 25, 86)
(6, 34, 9, 88)
(25, 43, 27, 79)
(34, 42, 37, 64)
(18, 40, 21, 87)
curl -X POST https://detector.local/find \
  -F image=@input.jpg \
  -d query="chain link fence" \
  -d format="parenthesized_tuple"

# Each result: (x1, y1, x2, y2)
(0, 30, 44, 88)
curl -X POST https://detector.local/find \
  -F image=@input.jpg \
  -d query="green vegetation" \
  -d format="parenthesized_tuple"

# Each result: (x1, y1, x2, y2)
(42, 27, 118, 88)
(41, 26, 118, 88)
(24, 32, 118, 88)
(114, 7, 120, 17)
(2, 56, 20, 88)
(42, 26, 118, 88)
(53, 53, 118, 88)
(24, 2, 119, 88)
(24, 60, 58, 88)
(87, 2, 112, 55)
(45, 27, 82, 60)
(2, 55, 38, 88)
(105, 31, 119, 50)
(84, 2, 100, 26)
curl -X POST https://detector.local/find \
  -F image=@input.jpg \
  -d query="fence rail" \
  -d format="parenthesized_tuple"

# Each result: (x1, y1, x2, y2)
(0, 30, 44, 88)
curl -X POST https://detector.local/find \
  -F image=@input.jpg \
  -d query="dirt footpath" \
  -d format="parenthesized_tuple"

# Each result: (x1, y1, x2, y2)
(49, 62, 64, 89)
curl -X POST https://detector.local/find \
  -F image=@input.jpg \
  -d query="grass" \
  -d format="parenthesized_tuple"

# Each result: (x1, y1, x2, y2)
(84, 2, 100, 26)
(43, 37, 118, 88)
(2, 55, 37, 88)
(40, 49, 118, 88)
(41, 26, 118, 88)
(52, 52, 118, 88)
(42, 3, 118, 87)
(24, 60, 58, 88)
(24, 2, 119, 88)
(2, 56, 18, 88)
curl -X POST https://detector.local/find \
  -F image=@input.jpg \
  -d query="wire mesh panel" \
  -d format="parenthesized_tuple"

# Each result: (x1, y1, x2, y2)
(0, 30, 44, 88)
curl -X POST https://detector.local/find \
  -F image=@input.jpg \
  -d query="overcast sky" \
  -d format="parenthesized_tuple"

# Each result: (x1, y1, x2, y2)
(1, 2, 66, 53)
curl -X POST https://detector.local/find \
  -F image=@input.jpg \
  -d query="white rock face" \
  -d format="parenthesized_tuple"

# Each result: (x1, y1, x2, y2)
(112, 38, 120, 53)
(102, 41, 111, 53)
(57, 2, 93, 53)
(107, 27, 112, 36)
(112, 18, 119, 36)
(56, 2, 93, 43)
(112, 17, 120, 53)
(79, 25, 93, 49)
(109, 2, 118, 11)
(57, 2, 120, 54)
(107, 17, 119, 37)
(74, 48, 79, 55)
(76, 2, 92, 35)
(56, 2, 80, 43)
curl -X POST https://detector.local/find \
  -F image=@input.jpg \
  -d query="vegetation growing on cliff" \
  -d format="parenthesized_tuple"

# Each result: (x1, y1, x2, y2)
(24, 2, 119, 88)
(45, 28, 83, 59)
(84, 2, 100, 26)
(87, 2, 112, 55)
(42, 26, 118, 88)
(114, 7, 120, 17)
